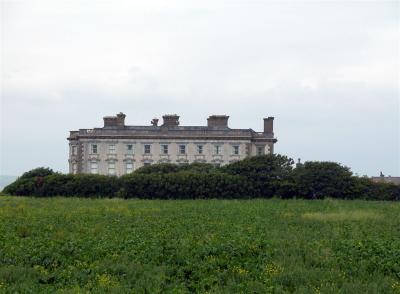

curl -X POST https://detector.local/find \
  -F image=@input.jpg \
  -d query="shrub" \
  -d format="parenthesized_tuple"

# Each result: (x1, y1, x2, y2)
(121, 171, 249, 199)
(134, 162, 218, 175)
(222, 154, 294, 197)
(66, 174, 120, 197)
(3, 158, 399, 201)
(351, 177, 400, 201)
(292, 161, 354, 199)
(2, 177, 37, 196)
(20, 167, 54, 179)
(134, 163, 181, 174)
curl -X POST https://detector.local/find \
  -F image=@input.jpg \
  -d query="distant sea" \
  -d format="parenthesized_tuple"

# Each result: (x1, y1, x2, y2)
(0, 175, 18, 191)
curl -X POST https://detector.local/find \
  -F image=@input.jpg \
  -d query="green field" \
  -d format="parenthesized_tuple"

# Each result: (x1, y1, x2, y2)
(0, 197, 399, 293)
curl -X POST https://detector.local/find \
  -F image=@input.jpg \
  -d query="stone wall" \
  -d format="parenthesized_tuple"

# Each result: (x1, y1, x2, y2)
(69, 139, 272, 176)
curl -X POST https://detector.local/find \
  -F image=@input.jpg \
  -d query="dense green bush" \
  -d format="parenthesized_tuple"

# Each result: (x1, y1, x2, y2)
(20, 167, 54, 179)
(222, 154, 294, 197)
(292, 161, 354, 199)
(2, 177, 37, 196)
(120, 171, 249, 199)
(135, 162, 218, 174)
(2, 156, 399, 200)
(39, 174, 120, 198)
(134, 163, 181, 174)
(351, 177, 400, 201)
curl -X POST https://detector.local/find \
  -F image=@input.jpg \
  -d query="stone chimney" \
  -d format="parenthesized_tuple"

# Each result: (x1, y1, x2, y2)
(263, 117, 274, 134)
(162, 114, 180, 127)
(207, 115, 229, 128)
(103, 112, 126, 128)
(151, 118, 159, 126)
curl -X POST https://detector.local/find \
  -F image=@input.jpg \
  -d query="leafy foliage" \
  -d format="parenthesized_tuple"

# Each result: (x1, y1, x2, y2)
(222, 154, 294, 197)
(20, 167, 55, 179)
(135, 162, 218, 174)
(292, 161, 354, 199)
(2, 156, 399, 201)
(120, 171, 249, 199)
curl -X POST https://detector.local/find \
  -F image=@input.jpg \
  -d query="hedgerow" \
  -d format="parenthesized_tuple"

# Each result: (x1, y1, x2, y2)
(2, 155, 399, 200)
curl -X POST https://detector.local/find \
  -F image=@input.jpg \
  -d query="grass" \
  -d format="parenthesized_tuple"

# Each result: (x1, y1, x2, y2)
(0, 196, 399, 293)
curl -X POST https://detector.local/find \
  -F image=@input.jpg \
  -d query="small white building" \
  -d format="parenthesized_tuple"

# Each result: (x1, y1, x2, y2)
(68, 113, 277, 175)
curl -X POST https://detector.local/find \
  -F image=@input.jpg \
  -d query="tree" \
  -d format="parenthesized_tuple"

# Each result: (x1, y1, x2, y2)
(222, 154, 294, 197)
(20, 167, 54, 179)
(293, 161, 353, 199)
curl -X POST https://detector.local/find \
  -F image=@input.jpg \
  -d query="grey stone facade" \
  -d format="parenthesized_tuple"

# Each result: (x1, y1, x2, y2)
(68, 113, 277, 176)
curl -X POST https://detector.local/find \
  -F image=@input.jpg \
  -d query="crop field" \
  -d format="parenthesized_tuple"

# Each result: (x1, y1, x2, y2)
(0, 197, 399, 293)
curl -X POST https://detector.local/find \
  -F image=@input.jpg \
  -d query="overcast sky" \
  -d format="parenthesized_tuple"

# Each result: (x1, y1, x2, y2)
(1, 0, 399, 177)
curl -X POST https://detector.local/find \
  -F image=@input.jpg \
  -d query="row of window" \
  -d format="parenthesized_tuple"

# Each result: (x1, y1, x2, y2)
(76, 155, 263, 175)
(85, 143, 242, 156)
(87, 161, 203, 175)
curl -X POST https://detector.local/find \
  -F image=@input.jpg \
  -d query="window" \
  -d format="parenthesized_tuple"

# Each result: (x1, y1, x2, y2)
(71, 145, 77, 155)
(143, 162, 151, 166)
(144, 144, 151, 154)
(109, 144, 116, 154)
(108, 162, 116, 175)
(126, 162, 134, 174)
(179, 145, 186, 155)
(90, 161, 98, 174)
(161, 144, 169, 155)
(232, 145, 240, 155)
(214, 145, 221, 155)
(197, 145, 203, 154)
(257, 146, 264, 156)
(72, 163, 78, 174)
(126, 144, 134, 154)
(91, 144, 98, 154)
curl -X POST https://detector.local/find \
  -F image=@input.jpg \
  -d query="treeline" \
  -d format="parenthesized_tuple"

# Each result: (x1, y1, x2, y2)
(2, 155, 399, 200)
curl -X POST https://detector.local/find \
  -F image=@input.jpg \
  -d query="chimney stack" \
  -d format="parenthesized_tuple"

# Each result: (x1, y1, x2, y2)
(103, 112, 126, 128)
(162, 114, 180, 127)
(151, 118, 159, 126)
(207, 115, 229, 128)
(263, 117, 274, 134)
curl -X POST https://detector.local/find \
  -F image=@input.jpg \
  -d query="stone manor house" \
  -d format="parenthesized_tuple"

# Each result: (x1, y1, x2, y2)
(68, 113, 277, 175)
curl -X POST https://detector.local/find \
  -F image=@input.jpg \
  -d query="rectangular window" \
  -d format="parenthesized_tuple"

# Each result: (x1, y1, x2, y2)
(71, 145, 77, 155)
(179, 145, 186, 155)
(91, 144, 97, 154)
(232, 145, 240, 155)
(126, 144, 134, 154)
(108, 162, 116, 175)
(197, 145, 203, 154)
(90, 161, 98, 174)
(143, 162, 151, 166)
(257, 146, 264, 156)
(144, 144, 151, 154)
(126, 162, 134, 174)
(72, 163, 78, 174)
(161, 144, 169, 155)
(214, 145, 221, 155)
(109, 144, 116, 154)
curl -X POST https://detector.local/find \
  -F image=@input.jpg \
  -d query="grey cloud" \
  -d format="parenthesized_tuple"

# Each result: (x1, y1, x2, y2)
(1, 1, 399, 176)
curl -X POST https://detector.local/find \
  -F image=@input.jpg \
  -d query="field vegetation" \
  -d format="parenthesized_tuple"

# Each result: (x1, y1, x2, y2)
(0, 197, 399, 292)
